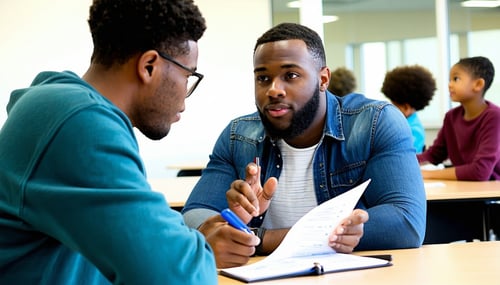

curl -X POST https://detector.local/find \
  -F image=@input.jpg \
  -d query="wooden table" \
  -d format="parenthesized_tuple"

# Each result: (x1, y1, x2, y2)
(149, 177, 500, 207)
(148, 176, 200, 209)
(166, 161, 206, 177)
(218, 241, 500, 284)
(423, 179, 500, 243)
(148, 176, 500, 242)
(424, 179, 500, 201)
(148, 177, 500, 240)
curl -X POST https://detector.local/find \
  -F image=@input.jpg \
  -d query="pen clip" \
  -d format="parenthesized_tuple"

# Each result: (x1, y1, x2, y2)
(254, 156, 260, 166)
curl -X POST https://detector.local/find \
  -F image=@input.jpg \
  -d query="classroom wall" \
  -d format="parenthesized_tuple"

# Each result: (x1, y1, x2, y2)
(274, 7, 500, 151)
(0, 0, 272, 178)
(332, 9, 500, 150)
(1, 2, 497, 178)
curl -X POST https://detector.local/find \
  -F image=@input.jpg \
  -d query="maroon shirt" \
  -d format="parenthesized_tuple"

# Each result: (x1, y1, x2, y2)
(417, 101, 500, 181)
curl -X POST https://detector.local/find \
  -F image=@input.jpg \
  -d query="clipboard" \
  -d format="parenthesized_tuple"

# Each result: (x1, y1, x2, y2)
(219, 180, 392, 282)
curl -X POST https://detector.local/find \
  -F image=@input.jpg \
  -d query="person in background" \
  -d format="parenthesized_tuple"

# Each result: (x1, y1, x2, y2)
(182, 22, 426, 268)
(328, 66, 357, 96)
(381, 65, 436, 153)
(418, 56, 500, 181)
(0, 0, 217, 284)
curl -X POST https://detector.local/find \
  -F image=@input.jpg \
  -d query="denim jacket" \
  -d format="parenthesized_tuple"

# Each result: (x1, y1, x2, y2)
(183, 92, 426, 250)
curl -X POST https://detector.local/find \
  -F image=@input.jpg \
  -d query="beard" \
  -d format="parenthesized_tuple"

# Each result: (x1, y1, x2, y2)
(137, 77, 173, 141)
(258, 85, 320, 140)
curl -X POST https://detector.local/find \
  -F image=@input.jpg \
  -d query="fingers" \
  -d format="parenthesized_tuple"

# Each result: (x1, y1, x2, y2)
(329, 234, 361, 253)
(197, 214, 226, 237)
(225, 162, 261, 218)
(336, 209, 369, 229)
(227, 158, 279, 220)
(328, 209, 369, 253)
(226, 180, 260, 220)
(205, 222, 260, 268)
(351, 209, 369, 224)
(245, 162, 260, 186)
(257, 177, 278, 214)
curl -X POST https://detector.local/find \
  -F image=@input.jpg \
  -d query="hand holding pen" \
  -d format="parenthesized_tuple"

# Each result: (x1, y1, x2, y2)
(226, 157, 278, 224)
(221, 208, 252, 234)
(197, 213, 259, 268)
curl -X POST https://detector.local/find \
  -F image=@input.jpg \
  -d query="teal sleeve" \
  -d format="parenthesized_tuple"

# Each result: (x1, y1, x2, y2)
(22, 106, 217, 284)
(407, 114, 425, 153)
(411, 124, 425, 154)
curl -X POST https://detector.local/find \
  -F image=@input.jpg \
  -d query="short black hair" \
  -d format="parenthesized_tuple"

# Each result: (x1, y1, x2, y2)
(456, 56, 495, 96)
(88, 0, 206, 67)
(381, 65, 436, 111)
(254, 23, 326, 69)
(328, 67, 357, 96)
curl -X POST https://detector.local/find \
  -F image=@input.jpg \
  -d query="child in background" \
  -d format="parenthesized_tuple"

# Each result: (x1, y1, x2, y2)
(381, 65, 436, 153)
(418, 56, 500, 181)
(328, 66, 357, 97)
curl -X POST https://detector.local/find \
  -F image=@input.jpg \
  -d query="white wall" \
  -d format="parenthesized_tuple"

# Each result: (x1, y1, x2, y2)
(0, 0, 272, 178)
(0, 0, 94, 123)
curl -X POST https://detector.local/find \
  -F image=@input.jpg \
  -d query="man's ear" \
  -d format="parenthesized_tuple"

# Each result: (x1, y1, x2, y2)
(138, 50, 159, 83)
(145, 65, 153, 76)
(320, 66, 331, 92)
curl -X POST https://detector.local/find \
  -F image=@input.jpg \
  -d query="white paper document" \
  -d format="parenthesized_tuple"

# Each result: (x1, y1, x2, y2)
(219, 179, 391, 282)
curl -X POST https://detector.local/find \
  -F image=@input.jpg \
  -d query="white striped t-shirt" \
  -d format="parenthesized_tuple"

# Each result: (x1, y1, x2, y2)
(262, 139, 318, 229)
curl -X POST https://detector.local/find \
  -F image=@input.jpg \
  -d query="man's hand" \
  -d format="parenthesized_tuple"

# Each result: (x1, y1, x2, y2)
(198, 215, 260, 268)
(328, 209, 369, 253)
(226, 161, 278, 223)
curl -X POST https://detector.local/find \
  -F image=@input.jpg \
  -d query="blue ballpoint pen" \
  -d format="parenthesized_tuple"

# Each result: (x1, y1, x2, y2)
(221, 208, 252, 234)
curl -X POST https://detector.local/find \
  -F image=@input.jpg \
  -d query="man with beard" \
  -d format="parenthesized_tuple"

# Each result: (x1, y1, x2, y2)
(182, 23, 426, 269)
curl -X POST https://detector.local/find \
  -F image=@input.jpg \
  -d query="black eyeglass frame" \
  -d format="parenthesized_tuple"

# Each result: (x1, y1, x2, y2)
(156, 50, 204, 97)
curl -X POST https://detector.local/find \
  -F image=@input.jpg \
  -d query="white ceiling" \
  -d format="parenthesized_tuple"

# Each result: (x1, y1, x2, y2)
(271, 0, 488, 14)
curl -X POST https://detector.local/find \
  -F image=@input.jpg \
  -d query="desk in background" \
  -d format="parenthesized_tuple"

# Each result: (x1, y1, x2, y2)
(148, 177, 500, 240)
(148, 176, 200, 210)
(425, 180, 500, 201)
(166, 161, 206, 177)
(218, 241, 500, 285)
(149, 176, 500, 207)
(424, 179, 500, 243)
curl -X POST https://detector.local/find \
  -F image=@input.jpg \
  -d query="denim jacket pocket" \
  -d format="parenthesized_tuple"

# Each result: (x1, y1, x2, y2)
(328, 161, 366, 196)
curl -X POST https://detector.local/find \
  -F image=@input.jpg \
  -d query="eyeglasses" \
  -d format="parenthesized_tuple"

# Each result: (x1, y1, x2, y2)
(156, 50, 204, 98)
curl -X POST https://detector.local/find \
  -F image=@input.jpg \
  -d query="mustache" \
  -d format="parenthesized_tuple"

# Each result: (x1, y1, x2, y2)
(264, 102, 291, 110)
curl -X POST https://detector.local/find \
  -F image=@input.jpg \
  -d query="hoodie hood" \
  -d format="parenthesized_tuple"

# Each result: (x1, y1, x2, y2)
(7, 71, 87, 114)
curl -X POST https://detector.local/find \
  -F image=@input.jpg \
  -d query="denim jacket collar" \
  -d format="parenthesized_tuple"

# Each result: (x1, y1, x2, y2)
(323, 91, 345, 141)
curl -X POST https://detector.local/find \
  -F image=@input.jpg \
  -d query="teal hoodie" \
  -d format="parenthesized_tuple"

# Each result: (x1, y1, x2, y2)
(0, 71, 217, 284)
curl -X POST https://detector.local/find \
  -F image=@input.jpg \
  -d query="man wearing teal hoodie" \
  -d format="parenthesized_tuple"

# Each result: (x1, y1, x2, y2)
(0, 0, 216, 284)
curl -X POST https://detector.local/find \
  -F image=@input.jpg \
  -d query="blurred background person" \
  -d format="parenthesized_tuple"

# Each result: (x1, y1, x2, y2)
(417, 56, 500, 181)
(328, 66, 357, 97)
(381, 65, 436, 154)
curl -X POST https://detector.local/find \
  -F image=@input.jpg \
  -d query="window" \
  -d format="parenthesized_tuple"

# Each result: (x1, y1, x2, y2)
(272, 0, 500, 127)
